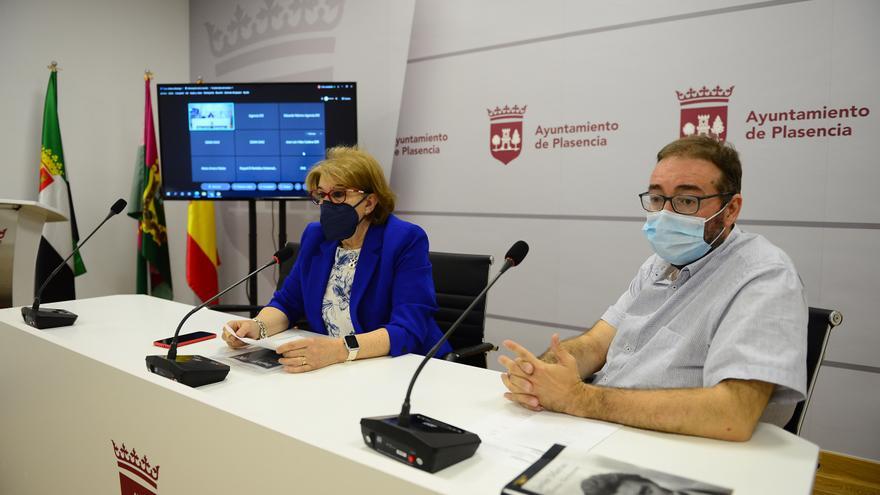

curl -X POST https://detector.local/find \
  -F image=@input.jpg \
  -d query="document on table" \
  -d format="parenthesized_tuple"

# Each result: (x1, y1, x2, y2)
(223, 327, 324, 351)
(470, 405, 620, 471)
(502, 443, 732, 495)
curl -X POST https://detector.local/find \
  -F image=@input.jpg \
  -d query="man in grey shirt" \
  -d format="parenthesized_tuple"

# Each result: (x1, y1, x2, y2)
(500, 135, 807, 441)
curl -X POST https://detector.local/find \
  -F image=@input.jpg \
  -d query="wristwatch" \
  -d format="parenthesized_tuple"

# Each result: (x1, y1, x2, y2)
(253, 318, 268, 340)
(343, 334, 360, 362)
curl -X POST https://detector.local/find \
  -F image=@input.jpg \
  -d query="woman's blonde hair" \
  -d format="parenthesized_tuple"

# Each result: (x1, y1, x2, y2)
(305, 146, 396, 224)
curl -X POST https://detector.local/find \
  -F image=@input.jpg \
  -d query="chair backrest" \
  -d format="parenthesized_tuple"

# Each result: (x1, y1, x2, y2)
(274, 243, 311, 329)
(429, 251, 493, 368)
(276, 242, 300, 291)
(783, 306, 843, 435)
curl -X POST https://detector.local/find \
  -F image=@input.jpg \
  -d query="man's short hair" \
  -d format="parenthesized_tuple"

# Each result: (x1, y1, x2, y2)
(657, 135, 742, 194)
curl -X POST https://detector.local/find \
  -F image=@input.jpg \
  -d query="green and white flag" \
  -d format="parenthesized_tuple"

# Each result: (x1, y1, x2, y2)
(35, 66, 85, 302)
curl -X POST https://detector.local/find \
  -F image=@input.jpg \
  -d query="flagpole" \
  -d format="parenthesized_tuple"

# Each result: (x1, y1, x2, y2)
(131, 68, 173, 299)
(184, 76, 223, 305)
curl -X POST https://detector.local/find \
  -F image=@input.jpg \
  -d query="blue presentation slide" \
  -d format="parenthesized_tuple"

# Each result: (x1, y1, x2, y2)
(281, 156, 320, 183)
(190, 131, 235, 156)
(280, 130, 325, 157)
(279, 103, 325, 129)
(191, 156, 236, 182)
(189, 102, 325, 191)
(235, 156, 281, 182)
(235, 103, 279, 130)
(235, 130, 281, 156)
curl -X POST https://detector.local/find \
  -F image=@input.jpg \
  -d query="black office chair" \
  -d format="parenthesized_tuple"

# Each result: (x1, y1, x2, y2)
(217, 244, 497, 367)
(430, 251, 497, 368)
(783, 306, 843, 435)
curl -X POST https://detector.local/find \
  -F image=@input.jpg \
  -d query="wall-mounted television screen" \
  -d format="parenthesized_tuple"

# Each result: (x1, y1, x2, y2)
(156, 82, 357, 200)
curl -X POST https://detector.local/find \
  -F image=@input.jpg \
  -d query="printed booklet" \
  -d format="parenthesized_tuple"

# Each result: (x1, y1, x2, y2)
(502, 444, 732, 495)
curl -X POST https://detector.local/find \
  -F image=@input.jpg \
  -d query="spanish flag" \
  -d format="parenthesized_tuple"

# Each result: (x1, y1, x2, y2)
(186, 201, 219, 303)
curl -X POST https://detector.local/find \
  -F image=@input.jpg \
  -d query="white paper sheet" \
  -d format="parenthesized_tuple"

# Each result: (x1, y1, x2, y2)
(470, 405, 620, 472)
(224, 326, 325, 351)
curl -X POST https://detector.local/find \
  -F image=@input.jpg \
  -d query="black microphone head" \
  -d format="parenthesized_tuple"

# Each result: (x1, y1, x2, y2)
(110, 198, 128, 215)
(504, 240, 529, 267)
(273, 243, 296, 263)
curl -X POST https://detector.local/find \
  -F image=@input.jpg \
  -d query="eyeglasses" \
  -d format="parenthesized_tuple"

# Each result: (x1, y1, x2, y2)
(638, 192, 733, 215)
(308, 188, 366, 205)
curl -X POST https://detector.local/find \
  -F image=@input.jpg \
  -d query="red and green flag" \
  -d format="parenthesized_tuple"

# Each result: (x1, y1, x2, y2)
(128, 73, 173, 299)
(35, 66, 85, 303)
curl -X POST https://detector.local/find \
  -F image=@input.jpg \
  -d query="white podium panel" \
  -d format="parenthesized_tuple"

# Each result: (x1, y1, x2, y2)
(0, 199, 66, 308)
(0, 295, 819, 494)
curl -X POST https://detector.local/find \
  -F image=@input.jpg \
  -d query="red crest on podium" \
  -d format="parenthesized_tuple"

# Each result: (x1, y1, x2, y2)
(676, 85, 734, 141)
(488, 105, 527, 165)
(112, 440, 160, 495)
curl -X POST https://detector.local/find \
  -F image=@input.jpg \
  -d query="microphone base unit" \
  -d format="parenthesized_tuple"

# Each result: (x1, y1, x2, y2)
(21, 307, 78, 329)
(145, 355, 230, 387)
(360, 413, 481, 473)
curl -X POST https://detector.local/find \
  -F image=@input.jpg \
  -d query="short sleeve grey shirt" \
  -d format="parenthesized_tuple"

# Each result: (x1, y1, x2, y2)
(596, 227, 807, 423)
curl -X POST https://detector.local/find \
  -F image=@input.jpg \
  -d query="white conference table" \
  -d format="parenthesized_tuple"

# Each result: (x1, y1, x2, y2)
(0, 295, 818, 494)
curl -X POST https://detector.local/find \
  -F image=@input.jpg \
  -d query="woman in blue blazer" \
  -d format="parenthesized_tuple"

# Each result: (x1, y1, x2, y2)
(223, 147, 451, 372)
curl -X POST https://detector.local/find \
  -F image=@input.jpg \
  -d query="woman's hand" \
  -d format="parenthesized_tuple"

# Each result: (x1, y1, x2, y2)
(221, 319, 259, 348)
(276, 337, 346, 373)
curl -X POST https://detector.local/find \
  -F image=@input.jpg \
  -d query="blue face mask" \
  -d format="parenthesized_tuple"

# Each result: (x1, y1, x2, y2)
(320, 195, 368, 241)
(642, 204, 728, 266)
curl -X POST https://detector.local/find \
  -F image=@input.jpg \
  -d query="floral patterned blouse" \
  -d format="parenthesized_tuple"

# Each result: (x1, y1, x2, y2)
(321, 246, 360, 337)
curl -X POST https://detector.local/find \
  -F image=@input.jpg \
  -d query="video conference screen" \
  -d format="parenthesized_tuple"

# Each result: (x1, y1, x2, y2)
(156, 82, 357, 200)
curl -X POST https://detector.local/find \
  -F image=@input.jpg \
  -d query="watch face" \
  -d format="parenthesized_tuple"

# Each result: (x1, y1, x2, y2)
(344, 334, 359, 350)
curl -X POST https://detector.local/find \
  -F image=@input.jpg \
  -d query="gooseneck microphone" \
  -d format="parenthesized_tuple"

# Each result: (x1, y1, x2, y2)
(145, 243, 296, 388)
(360, 240, 529, 473)
(22, 198, 128, 329)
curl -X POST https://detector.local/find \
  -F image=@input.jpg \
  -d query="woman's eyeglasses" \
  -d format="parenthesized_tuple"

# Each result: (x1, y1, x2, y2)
(308, 188, 366, 205)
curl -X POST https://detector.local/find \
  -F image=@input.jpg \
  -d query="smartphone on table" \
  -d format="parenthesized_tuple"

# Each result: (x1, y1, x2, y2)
(153, 331, 216, 348)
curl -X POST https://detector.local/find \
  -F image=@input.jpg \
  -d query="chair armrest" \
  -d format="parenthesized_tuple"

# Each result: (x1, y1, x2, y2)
(444, 342, 498, 362)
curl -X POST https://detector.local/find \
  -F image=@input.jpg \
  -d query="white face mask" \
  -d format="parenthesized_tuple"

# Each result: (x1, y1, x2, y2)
(641, 203, 728, 265)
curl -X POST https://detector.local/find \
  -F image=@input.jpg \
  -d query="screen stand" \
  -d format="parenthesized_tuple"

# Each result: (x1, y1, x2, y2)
(213, 199, 295, 317)
(278, 199, 287, 248)
(247, 200, 258, 318)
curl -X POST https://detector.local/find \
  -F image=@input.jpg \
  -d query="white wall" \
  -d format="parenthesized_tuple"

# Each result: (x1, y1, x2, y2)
(392, 0, 880, 460)
(188, 0, 415, 307)
(0, 0, 191, 301)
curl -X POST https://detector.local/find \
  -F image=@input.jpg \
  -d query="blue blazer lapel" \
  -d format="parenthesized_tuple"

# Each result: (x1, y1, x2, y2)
(349, 222, 384, 331)
(304, 239, 337, 334)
